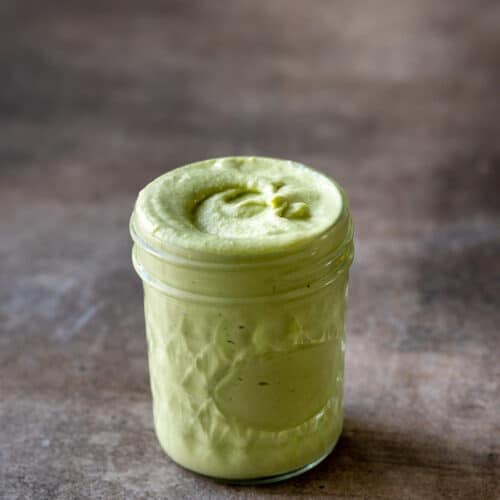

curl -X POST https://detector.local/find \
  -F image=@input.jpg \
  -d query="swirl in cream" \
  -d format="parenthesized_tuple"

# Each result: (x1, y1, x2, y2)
(194, 181, 311, 239)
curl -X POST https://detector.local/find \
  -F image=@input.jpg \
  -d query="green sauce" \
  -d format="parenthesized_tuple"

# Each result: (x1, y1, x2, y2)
(133, 156, 343, 257)
(131, 157, 353, 480)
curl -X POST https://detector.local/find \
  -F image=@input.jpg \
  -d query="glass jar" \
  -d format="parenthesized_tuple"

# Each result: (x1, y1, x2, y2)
(130, 161, 354, 484)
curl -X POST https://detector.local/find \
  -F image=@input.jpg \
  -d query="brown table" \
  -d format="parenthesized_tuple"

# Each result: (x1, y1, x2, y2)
(1, 1, 499, 498)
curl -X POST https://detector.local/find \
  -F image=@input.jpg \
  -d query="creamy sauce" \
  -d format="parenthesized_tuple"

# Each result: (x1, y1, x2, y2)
(133, 157, 343, 257)
(131, 157, 353, 480)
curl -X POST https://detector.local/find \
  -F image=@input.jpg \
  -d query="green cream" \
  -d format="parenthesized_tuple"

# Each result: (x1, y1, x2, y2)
(131, 157, 353, 480)
(133, 156, 344, 257)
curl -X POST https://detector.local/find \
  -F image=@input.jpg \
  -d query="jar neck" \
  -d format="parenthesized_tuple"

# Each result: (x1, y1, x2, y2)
(130, 211, 353, 302)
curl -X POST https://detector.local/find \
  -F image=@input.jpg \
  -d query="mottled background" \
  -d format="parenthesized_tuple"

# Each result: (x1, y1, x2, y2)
(1, 1, 499, 499)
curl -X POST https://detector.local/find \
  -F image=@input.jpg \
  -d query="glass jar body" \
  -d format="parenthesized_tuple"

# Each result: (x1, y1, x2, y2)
(133, 235, 353, 482)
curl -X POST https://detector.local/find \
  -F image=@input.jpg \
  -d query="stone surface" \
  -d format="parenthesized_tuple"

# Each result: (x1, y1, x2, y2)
(1, 1, 499, 498)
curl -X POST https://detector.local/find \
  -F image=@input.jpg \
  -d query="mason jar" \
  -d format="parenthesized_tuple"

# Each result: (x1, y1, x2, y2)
(130, 157, 354, 483)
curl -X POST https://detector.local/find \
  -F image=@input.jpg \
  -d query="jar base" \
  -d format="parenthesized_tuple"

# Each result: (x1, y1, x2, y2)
(211, 442, 337, 485)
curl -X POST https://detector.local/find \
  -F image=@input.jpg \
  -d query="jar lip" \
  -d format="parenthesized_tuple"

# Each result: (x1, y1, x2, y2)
(130, 211, 353, 271)
(132, 240, 353, 303)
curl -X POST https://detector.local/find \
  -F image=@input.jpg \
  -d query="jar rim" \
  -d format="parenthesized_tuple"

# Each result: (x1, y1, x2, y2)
(132, 235, 354, 303)
(130, 158, 354, 301)
(130, 210, 353, 271)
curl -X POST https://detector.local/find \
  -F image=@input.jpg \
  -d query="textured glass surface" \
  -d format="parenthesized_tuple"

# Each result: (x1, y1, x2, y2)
(142, 269, 350, 480)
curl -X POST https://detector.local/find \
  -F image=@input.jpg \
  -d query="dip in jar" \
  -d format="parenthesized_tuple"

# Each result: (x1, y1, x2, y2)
(130, 157, 354, 483)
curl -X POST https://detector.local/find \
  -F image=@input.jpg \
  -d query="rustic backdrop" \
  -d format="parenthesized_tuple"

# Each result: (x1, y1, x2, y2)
(1, 1, 499, 498)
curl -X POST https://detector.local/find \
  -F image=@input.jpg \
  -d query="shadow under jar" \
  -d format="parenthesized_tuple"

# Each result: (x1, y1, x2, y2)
(130, 157, 354, 483)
